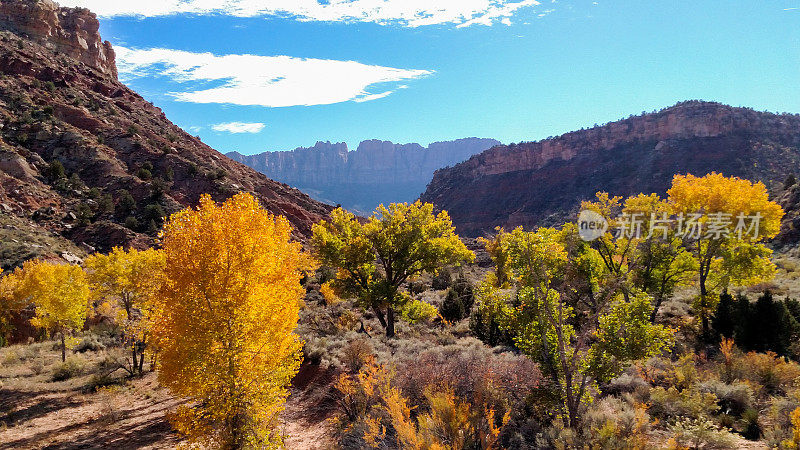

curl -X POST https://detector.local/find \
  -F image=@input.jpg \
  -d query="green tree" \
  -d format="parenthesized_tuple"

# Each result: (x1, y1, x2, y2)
(620, 194, 697, 321)
(477, 226, 673, 428)
(311, 202, 474, 337)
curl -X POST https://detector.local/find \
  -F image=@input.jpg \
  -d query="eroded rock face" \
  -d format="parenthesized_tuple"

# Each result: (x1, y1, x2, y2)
(228, 137, 500, 213)
(421, 101, 800, 237)
(0, 0, 116, 78)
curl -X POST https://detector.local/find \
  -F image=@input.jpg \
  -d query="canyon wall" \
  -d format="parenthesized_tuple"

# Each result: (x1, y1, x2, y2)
(228, 137, 500, 213)
(421, 101, 800, 236)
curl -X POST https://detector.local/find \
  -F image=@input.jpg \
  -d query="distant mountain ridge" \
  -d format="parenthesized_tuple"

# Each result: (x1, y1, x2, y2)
(227, 137, 500, 214)
(420, 101, 800, 237)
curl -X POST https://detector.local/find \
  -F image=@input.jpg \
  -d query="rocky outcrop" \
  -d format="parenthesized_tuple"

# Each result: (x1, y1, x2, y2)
(421, 101, 800, 236)
(0, 0, 331, 268)
(228, 137, 499, 213)
(0, 0, 116, 78)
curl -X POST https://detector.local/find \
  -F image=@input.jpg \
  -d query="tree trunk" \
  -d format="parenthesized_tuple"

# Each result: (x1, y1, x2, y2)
(650, 295, 663, 323)
(373, 306, 387, 329)
(61, 334, 66, 362)
(699, 272, 709, 342)
(386, 306, 395, 338)
(138, 346, 145, 373)
(132, 344, 139, 375)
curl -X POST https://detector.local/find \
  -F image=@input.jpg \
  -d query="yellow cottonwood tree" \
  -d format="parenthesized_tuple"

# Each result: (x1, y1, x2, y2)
(11, 260, 89, 361)
(0, 270, 25, 346)
(667, 172, 783, 339)
(151, 192, 314, 449)
(84, 247, 165, 374)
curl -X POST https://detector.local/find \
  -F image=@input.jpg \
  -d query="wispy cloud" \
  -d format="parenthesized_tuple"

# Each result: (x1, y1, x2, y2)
(211, 122, 266, 133)
(115, 47, 432, 107)
(58, 0, 540, 27)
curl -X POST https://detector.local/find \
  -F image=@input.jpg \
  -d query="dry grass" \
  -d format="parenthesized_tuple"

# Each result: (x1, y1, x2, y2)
(0, 339, 181, 449)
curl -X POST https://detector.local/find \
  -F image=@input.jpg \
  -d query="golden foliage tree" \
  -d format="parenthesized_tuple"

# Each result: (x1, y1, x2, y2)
(151, 192, 314, 449)
(667, 172, 784, 339)
(84, 247, 166, 374)
(0, 270, 25, 346)
(8, 260, 90, 361)
(311, 201, 474, 337)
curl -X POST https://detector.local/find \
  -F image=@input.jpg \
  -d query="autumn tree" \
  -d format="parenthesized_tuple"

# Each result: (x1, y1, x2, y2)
(477, 226, 673, 428)
(0, 270, 24, 346)
(84, 247, 165, 374)
(311, 201, 474, 337)
(666, 173, 783, 340)
(150, 193, 314, 449)
(7, 260, 90, 361)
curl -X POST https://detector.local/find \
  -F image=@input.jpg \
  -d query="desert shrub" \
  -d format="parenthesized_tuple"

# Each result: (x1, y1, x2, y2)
(431, 268, 452, 290)
(52, 355, 86, 381)
(697, 379, 753, 417)
(143, 203, 165, 224)
(470, 299, 515, 347)
(439, 274, 475, 322)
(74, 334, 106, 353)
(606, 369, 651, 401)
(76, 203, 93, 225)
(392, 339, 540, 414)
(1, 344, 37, 365)
(648, 386, 719, 421)
(136, 167, 152, 180)
(116, 189, 136, 216)
(668, 417, 738, 449)
(734, 351, 800, 396)
(333, 360, 512, 449)
(440, 288, 466, 322)
(97, 194, 114, 216)
(741, 408, 762, 440)
(30, 359, 46, 375)
(149, 178, 167, 200)
(124, 216, 139, 231)
(407, 280, 427, 296)
(95, 387, 126, 426)
(340, 338, 374, 373)
(45, 160, 66, 181)
(399, 299, 438, 324)
(763, 394, 800, 446)
(582, 397, 652, 449)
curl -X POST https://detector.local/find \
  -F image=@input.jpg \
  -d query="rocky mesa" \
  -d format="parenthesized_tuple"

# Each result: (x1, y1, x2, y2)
(421, 101, 800, 236)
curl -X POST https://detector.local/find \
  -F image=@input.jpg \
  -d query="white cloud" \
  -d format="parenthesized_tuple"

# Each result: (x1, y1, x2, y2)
(211, 122, 266, 133)
(115, 47, 432, 107)
(58, 0, 540, 27)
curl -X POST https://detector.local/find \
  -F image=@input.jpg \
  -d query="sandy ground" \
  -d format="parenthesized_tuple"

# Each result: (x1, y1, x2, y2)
(0, 342, 335, 450)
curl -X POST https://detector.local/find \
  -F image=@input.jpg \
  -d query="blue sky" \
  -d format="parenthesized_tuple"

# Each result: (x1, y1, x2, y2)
(60, 1, 800, 155)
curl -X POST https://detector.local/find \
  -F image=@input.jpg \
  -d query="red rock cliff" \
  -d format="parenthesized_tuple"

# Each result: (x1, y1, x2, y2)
(0, 0, 116, 78)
